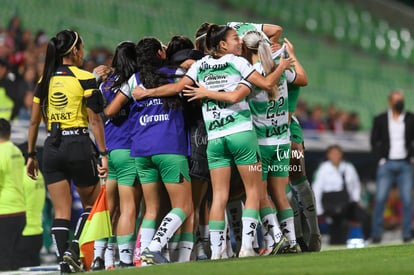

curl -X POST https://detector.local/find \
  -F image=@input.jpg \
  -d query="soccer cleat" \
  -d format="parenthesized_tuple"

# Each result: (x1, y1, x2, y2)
(283, 244, 302, 254)
(91, 257, 105, 271)
(271, 236, 290, 255)
(118, 261, 134, 268)
(140, 248, 169, 265)
(296, 237, 309, 252)
(346, 238, 366, 248)
(63, 249, 83, 273)
(133, 259, 142, 267)
(308, 234, 322, 252)
(210, 252, 222, 260)
(60, 262, 72, 274)
(371, 236, 381, 244)
(195, 240, 209, 260)
(258, 248, 273, 256)
(238, 248, 257, 258)
(196, 254, 209, 260)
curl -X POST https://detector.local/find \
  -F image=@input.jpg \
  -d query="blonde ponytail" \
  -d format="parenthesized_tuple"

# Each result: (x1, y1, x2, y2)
(243, 31, 278, 100)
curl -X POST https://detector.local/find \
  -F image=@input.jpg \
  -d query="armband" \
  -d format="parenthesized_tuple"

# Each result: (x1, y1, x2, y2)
(86, 89, 104, 113)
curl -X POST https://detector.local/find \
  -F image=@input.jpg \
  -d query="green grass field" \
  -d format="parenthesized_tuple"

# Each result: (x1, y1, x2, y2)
(91, 244, 413, 275)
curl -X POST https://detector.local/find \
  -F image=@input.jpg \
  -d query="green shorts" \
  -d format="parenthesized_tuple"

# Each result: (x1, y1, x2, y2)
(107, 149, 137, 186)
(290, 117, 304, 144)
(207, 130, 260, 170)
(260, 143, 291, 179)
(134, 154, 190, 184)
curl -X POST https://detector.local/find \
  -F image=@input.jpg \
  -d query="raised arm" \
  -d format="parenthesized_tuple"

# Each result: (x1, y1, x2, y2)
(262, 24, 283, 45)
(104, 92, 129, 118)
(284, 38, 308, 86)
(183, 83, 251, 104)
(247, 54, 293, 90)
(132, 76, 194, 100)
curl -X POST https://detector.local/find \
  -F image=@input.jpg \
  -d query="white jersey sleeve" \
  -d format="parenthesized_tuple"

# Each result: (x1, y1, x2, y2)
(118, 81, 130, 97)
(227, 22, 269, 42)
(185, 58, 200, 83)
(126, 73, 139, 98)
(285, 69, 296, 84)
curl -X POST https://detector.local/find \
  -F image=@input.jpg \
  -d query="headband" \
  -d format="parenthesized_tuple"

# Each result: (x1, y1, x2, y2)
(195, 33, 207, 41)
(61, 31, 79, 56)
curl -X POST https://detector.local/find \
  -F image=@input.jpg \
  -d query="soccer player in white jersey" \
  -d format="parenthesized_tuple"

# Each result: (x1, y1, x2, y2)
(225, 21, 285, 255)
(242, 30, 308, 253)
(132, 24, 292, 259)
(229, 22, 320, 253)
(225, 21, 288, 255)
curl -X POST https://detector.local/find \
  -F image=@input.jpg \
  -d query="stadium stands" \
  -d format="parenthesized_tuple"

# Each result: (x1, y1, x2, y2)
(1, 0, 413, 129)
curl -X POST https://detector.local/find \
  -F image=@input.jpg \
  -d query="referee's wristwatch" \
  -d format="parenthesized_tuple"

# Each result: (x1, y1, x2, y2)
(99, 149, 109, 157)
(27, 151, 37, 159)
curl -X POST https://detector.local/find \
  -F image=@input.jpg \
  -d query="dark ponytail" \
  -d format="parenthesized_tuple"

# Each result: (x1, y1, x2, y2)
(37, 30, 81, 103)
(112, 41, 138, 88)
(205, 24, 232, 56)
(136, 37, 182, 111)
(195, 22, 212, 54)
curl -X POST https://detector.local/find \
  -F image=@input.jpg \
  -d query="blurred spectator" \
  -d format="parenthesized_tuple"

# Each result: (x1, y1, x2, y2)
(16, 161, 46, 268)
(83, 46, 112, 73)
(295, 99, 309, 123)
(333, 111, 349, 134)
(301, 105, 327, 131)
(299, 103, 361, 133)
(326, 103, 337, 131)
(0, 58, 32, 121)
(0, 30, 14, 59)
(18, 65, 37, 120)
(370, 89, 414, 244)
(7, 15, 23, 52)
(345, 112, 361, 131)
(312, 145, 369, 246)
(0, 118, 26, 270)
(0, 58, 18, 120)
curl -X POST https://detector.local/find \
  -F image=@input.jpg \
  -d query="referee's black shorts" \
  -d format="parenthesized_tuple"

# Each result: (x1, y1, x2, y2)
(42, 135, 100, 187)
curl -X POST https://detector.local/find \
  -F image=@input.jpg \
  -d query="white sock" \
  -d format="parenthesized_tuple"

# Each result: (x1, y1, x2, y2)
(241, 209, 259, 250)
(93, 239, 107, 260)
(209, 220, 226, 259)
(178, 240, 194, 262)
(260, 223, 274, 250)
(278, 209, 297, 247)
(140, 227, 156, 251)
(261, 210, 283, 244)
(148, 209, 186, 252)
(104, 237, 116, 268)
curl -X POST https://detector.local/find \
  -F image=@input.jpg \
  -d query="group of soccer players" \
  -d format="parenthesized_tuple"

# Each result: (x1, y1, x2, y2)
(70, 20, 322, 271)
